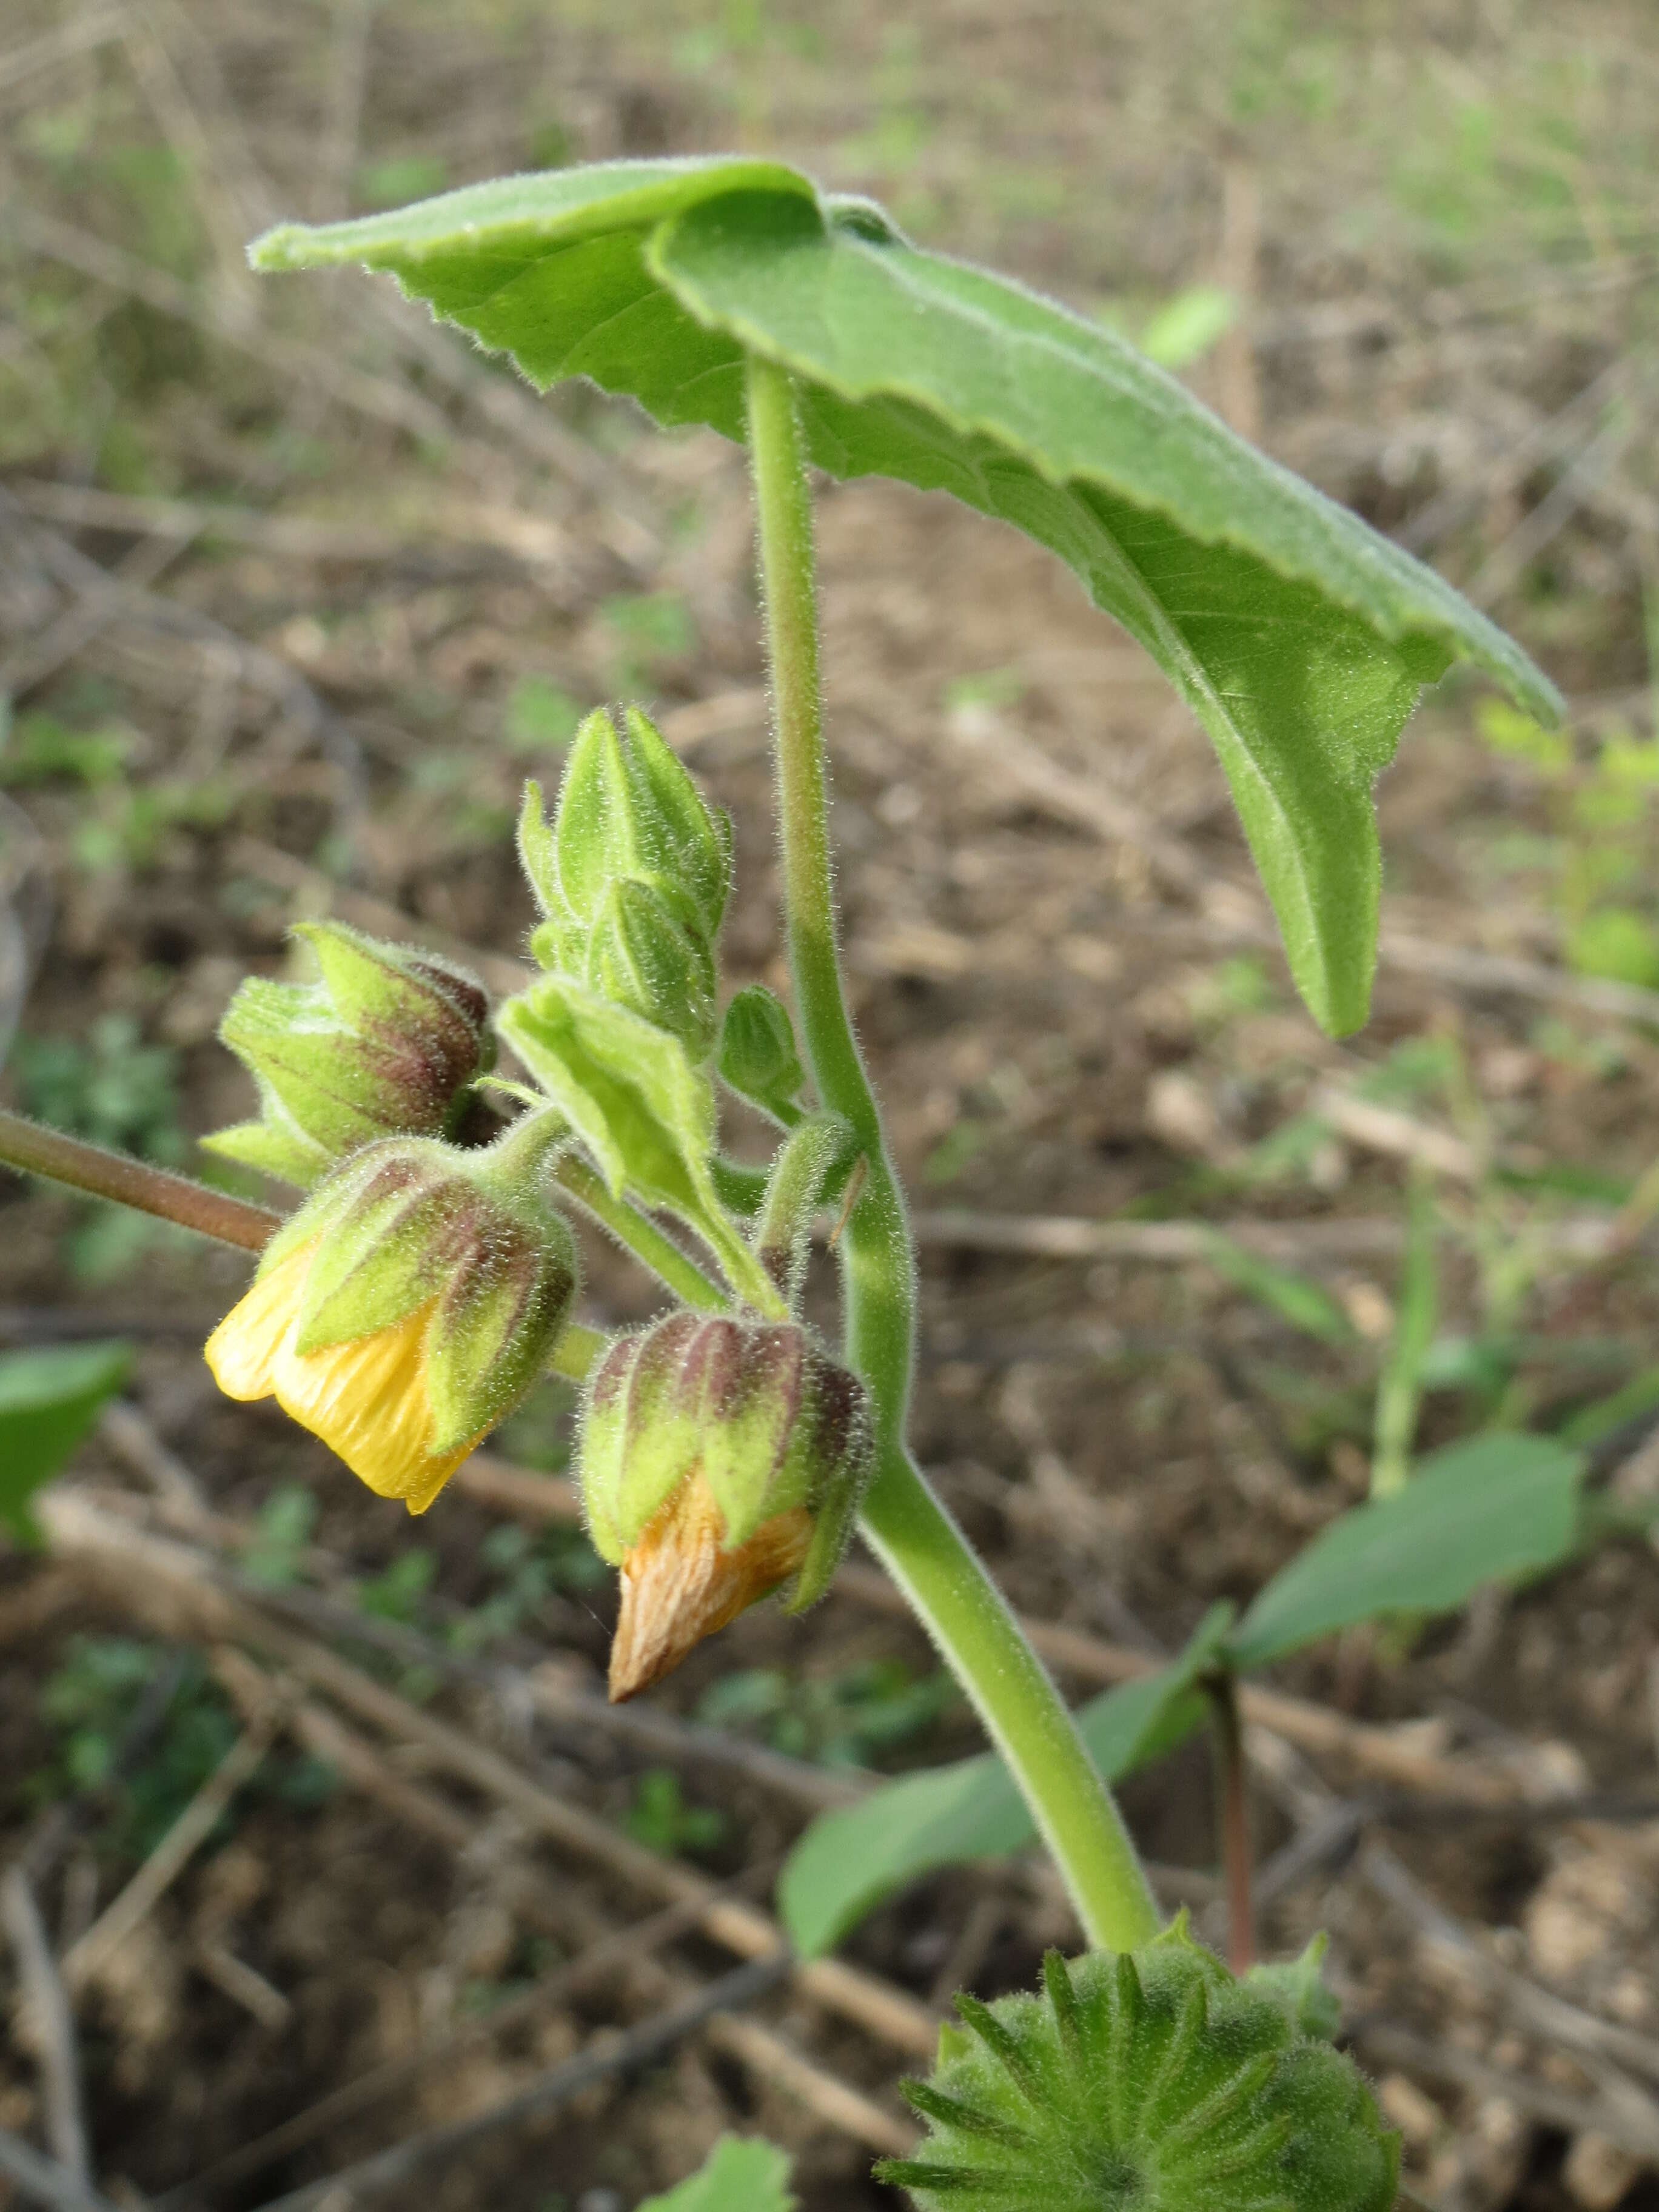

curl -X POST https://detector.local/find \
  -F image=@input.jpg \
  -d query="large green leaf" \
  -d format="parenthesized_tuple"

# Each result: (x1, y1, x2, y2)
(638, 2135, 795, 2212)
(777, 1603, 1232, 1959)
(1230, 1432, 1584, 1671)
(0, 1341, 132, 1543)
(253, 160, 1557, 1034)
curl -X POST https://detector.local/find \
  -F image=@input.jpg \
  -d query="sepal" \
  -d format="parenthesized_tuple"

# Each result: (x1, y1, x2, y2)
(578, 1310, 873, 1696)
(204, 1114, 577, 1510)
(586, 876, 719, 1059)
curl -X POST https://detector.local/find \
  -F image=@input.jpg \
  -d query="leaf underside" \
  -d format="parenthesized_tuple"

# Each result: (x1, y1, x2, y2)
(253, 158, 1559, 1036)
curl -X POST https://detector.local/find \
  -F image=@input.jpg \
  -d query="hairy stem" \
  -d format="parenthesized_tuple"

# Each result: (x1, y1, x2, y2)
(0, 1108, 280, 1252)
(1208, 1669, 1256, 1975)
(746, 353, 1158, 1952)
(552, 1156, 731, 1314)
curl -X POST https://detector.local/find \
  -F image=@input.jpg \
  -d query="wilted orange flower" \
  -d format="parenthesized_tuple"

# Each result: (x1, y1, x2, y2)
(608, 1471, 813, 1700)
(205, 1239, 483, 1513)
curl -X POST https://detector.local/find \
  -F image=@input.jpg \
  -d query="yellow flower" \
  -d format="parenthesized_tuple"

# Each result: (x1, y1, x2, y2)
(205, 1239, 481, 1514)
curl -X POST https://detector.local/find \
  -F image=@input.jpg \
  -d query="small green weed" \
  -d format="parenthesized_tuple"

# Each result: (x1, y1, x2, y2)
(625, 1768, 726, 1856)
(30, 1636, 330, 1862)
(0, 710, 133, 787)
(600, 591, 695, 690)
(695, 1658, 957, 1769)
(503, 675, 585, 754)
(355, 1547, 438, 1625)
(12, 1014, 184, 1164)
(241, 1483, 319, 1588)
(492, 1377, 577, 1473)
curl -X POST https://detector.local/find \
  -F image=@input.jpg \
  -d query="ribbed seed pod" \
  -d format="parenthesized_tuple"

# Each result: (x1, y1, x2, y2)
(878, 1925, 1399, 2212)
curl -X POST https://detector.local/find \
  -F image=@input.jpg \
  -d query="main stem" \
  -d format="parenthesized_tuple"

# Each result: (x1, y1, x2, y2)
(745, 355, 1158, 1953)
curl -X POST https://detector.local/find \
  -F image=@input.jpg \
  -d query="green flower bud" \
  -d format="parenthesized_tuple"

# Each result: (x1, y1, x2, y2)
(879, 1923, 1399, 2212)
(717, 984, 805, 1119)
(586, 876, 719, 1059)
(520, 705, 731, 950)
(203, 922, 492, 1188)
(579, 1310, 872, 1698)
(206, 1113, 577, 1513)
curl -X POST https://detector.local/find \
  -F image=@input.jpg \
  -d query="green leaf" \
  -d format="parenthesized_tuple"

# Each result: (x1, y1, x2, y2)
(1370, 1173, 1439, 1498)
(638, 2135, 796, 2212)
(1136, 283, 1239, 370)
(1202, 1232, 1356, 1346)
(0, 1341, 133, 1543)
(778, 1604, 1231, 1959)
(1230, 1432, 1584, 1672)
(252, 159, 1557, 1036)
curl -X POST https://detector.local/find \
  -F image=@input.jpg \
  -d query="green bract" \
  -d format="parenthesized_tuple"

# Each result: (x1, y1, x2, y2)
(203, 920, 492, 1187)
(717, 983, 806, 1121)
(252, 158, 1558, 1036)
(879, 1927, 1399, 2212)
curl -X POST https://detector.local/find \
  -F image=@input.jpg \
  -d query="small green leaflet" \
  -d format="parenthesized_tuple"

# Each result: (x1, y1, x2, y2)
(0, 1341, 132, 1543)
(498, 974, 719, 1219)
(778, 1604, 1232, 1959)
(1229, 1432, 1584, 1672)
(252, 158, 1557, 1036)
(638, 2134, 796, 2212)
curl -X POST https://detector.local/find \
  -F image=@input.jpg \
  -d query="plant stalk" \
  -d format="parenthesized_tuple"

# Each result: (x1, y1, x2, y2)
(745, 352, 1159, 1952)
(0, 1108, 280, 1252)
(1207, 1668, 1256, 1974)
(552, 1156, 731, 1314)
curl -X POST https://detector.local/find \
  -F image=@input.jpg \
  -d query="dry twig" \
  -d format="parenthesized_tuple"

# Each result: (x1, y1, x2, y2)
(1, 1869, 92, 2188)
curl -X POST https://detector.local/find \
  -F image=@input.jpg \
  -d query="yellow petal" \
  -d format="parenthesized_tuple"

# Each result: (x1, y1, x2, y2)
(204, 1243, 317, 1403)
(270, 1307, 478, 1512)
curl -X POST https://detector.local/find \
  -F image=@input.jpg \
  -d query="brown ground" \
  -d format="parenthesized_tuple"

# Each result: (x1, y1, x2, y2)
(3, 1, 1659, 2207)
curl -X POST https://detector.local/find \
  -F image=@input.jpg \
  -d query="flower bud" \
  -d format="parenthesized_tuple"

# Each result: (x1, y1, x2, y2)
(716, 984, 805, 1119)
(205, 1114, 576, 1513)
(585, 876, 718, 1059)
(203, 922, 492, 1188)
(579, 1311, 871, 1698)
(517, 706, 731, 1057)
(880, 1925, 1399, 2212)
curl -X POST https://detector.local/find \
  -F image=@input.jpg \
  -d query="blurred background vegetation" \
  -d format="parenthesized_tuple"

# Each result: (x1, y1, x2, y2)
(3, 3, 1659, 2208)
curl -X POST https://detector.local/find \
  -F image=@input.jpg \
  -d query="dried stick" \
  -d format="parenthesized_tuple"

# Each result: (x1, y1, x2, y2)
(0, 12, 123, 100)
(161, 1699, 734, 2210)
(1, 1871, 92, 2186)
(38, 1491, 940, 2060)
(0, 2133, 122, 2212)
(708, 2011, 914, 2156)
(452, 1456, 1577, 1808)
(62, 1701, 279, 1989)
(1353, 2022, 1659, 2163)
(247, 1951, 793, 2212)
